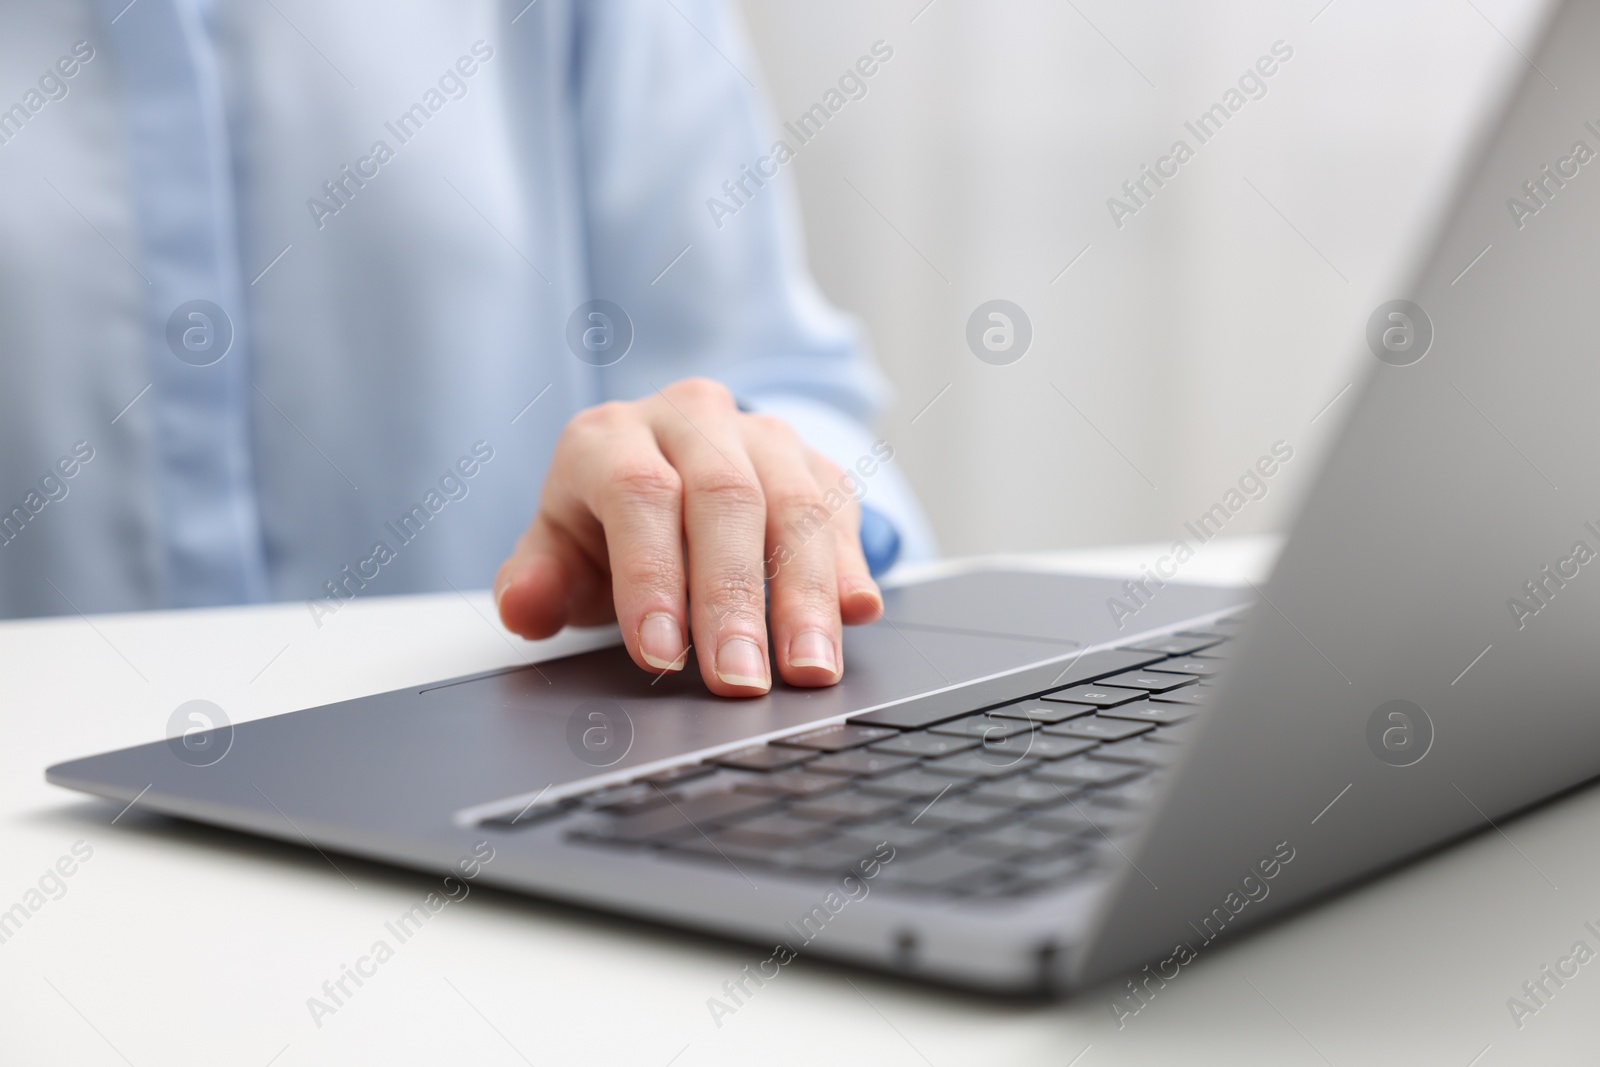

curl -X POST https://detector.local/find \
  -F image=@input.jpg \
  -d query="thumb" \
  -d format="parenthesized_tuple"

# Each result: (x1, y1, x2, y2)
(494, 515, 605, 639)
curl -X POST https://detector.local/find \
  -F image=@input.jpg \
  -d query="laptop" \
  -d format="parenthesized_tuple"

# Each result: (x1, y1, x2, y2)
(48, 0, 1600, 995)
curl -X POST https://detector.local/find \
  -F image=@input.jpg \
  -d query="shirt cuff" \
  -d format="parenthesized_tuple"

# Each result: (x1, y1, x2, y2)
(858, 503, 901, 577)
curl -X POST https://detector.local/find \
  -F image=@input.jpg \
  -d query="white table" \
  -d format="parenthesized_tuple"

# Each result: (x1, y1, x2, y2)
(3, 537, 1595, 1065)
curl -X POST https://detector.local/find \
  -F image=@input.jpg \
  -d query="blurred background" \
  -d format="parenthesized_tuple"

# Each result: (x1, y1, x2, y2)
(736, 0, 1549, 557)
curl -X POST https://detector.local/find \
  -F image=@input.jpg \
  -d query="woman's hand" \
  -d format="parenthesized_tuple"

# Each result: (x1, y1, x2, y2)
(495, 378, 884, 696)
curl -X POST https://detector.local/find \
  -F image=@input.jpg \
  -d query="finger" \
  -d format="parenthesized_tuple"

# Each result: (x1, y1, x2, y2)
(807, 452, 884, 626)
(647, 379, 771, 696)
(499, 403, 691, 674)
(576, 410, 690, 674)
(745, 417, 843, 687)
(494, 510, 609, 639)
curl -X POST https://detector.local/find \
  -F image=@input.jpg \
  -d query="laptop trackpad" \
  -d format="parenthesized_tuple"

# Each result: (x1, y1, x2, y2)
(410, 570, 1240, 816)
(45, 570, 1241, 838)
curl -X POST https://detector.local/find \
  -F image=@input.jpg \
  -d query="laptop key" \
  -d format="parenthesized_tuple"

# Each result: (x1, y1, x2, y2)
(1012, 734, 1099, 761)
(593, 790, 781, 842)
(591, 791, 675, 818)
(713, 814, 839, 850)
(1039, 685, 1148, 708)
(806, 750, 920, 778)
(1148, 657, 1225, 677)
(948, 865, 1030, 896)
(906, 798, 1017, 831)
(580, 783, 653, 808)
(788, 790, 905, 823)
(777, 837, 894, 875)
(959, 824, 1082, 858)
(988, 700, 1097, 725)
(1150, 688, 1209, 707)
(1075, 793, 1139, 824)
(1098, 774, 1168, 809)
(1128, 635, 1223, 655)
(1089, 737, 1178, 766)
(868, 732, 981, 758)
(845, 703, 973, 731)
(1031, 758, 1146, 788)
(876, 850, 1007, 889)
(1044, 716, 1155, 742)
(928, 713, 1037, 741)
(714, 746, 817, 772)
(846, 648, 1165, 730)
(1011, 853, 1095, 885)
(858, 769, 974, 799)
(847, 823, 951, 856)
(965, 776, 1075, 808)
(1148, 719, 1202, 743)
(679, 768, 767, 795)
(733, 770, 851, 798)
(571, 817, 695, 846)
(1051, 804, 1129, 839)
(643, 763, 716, 787)
(1021, 808, 1101, 835)
(923, 750, 1038, 779)
(1094, 671, 1199, 694)
(772, 723, 898, 751)
(664, 834, 789, 866)
(1097, 702, 1192, 726)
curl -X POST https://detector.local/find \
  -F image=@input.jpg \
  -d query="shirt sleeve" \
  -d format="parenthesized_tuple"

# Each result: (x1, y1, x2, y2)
(568, 0, 936, 567)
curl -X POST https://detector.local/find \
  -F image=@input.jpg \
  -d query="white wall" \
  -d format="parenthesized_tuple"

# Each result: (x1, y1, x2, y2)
(736, 0, 1549, 556)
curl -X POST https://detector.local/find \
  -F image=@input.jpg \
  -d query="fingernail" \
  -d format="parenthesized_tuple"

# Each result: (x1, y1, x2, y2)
(638, 613, 685, 671)
(715, 635, 770, 691)
(844, 577, 883, 612)
(788, 629, 838, 673)
(494, 563, 528, 610)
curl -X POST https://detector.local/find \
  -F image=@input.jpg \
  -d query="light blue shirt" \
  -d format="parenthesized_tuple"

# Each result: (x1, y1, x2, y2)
(0, 0, 933, 619)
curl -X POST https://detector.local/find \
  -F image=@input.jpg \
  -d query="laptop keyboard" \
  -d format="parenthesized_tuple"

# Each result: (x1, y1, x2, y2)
(486, 617, 1242, 899)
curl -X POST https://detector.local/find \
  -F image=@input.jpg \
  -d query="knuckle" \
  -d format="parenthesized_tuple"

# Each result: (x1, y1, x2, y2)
(745, 412, 794, 440)
(564, 400, 633, 441)
(669, 376, 735, 410)
(705, 564, 767, 618)
(686, 468, 764, 511)
(608, 460, 683, 503)
(775, 564, 838, 609)
(786, 596, 840, 628)
(769, 485, 829, 523)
